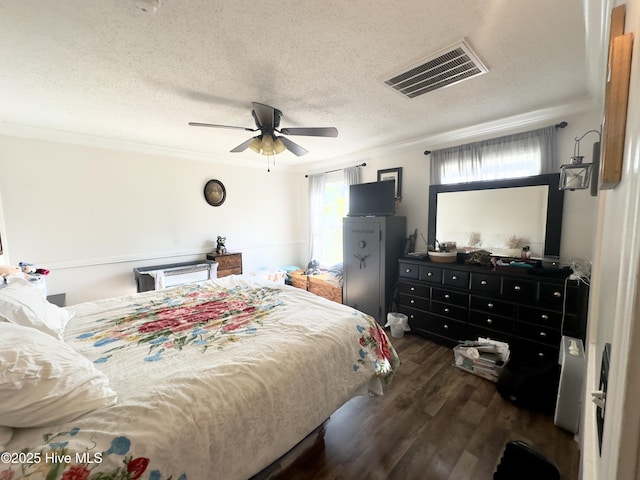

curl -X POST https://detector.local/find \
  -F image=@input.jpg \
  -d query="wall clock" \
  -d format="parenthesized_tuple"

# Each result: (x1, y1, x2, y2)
(204, 179, 226, 206)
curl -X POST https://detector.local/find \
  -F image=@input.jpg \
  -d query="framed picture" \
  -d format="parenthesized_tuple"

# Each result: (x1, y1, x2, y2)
(377, 167, 403, 198)
(203, 179, 227, 206)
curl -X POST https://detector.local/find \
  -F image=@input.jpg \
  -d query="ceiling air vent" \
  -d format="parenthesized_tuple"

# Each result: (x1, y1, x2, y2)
(383, 40, 488, 99)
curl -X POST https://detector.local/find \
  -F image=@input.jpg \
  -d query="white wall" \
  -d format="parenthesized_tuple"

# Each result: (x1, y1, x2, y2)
(0, 109, 601, 306)
(0, 135, 306, 304)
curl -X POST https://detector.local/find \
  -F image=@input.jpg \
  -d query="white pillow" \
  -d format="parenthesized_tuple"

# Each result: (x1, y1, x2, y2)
(0, 426, 12, 450)
(0, 323, 118, 428)
(0, 277, 73, 340)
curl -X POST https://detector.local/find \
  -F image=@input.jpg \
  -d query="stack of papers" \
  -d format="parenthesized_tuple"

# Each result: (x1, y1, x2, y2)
(453, 337, 510, 382)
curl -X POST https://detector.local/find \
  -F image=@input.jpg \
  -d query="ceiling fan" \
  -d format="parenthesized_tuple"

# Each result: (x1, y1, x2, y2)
(189, 102, 338, 157)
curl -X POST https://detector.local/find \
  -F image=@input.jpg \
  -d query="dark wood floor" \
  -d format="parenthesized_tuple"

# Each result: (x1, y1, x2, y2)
(280, 333, 580, 480)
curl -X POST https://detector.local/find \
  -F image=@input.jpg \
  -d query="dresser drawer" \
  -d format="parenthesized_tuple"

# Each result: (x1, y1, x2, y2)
(443, 269, 469, 289)
(469, 311, 514, 335)
(432, 287, 468, 306)
(468, 325, 513, 345)
(538, 283, 579, 311)
(516, 321, 561, 347)
(398, 305, 428, 325)
(431, 301, 467, 322)
(419, 265, 442, 284)
(397, 281, 429, 298)
(502, 278, 537, 304)
(470, 273, 501, 294)
(512, 338, 559, 362)
(399, 262, 420, 279)
(398, 293, 429, 312)
(423, 315, 467, 342)
(470, 295, 516, 317)
(518, 306, 563, 328)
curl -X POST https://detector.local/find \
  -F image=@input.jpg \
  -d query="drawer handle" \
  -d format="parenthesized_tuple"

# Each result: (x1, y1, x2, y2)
(451, 275, 458, 280)
(444, 308, 450, 313)
(444, 294, 450, 299)
(514, 285, 521, 291)
(444, 324, 449, 330)
(487, 303, 494, 309)
(410, 286, 415, 292)
(427, 272, 433, 277)
(481, 280, 487, 285)
(553, 291, 562, 298)
(486, 318, 493, 325)
(541, 314, 549, 320)
(405, 268, 412, 273)
(410, 299, 415, 304)
(539, 331, 547, 337)
(410, 314, 415, 319)
(538, 352, 546, 358)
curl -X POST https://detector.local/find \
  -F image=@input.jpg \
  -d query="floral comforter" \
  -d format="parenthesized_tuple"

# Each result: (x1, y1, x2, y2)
(3, 276, 398, 480)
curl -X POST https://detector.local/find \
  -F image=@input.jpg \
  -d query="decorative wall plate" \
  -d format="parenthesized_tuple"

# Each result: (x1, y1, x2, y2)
(204, 179, 226, 206)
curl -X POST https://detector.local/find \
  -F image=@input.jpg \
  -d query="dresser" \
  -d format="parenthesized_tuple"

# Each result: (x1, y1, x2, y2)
(206, 252, 243, 277)
(396, 258, 589, 360)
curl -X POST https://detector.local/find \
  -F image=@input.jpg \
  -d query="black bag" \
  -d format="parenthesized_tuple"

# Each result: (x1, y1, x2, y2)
(496, 353, 560, 414)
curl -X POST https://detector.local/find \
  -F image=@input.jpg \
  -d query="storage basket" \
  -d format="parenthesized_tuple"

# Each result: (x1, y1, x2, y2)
(289, 270, 309, 290)
(308, 274, 342, 303)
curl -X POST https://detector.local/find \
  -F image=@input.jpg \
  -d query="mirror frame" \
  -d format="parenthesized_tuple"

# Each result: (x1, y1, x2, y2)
(427, 173, 564, 258)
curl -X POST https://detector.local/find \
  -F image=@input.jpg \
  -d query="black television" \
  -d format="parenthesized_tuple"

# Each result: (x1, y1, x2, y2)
(348, 181, 396, 216)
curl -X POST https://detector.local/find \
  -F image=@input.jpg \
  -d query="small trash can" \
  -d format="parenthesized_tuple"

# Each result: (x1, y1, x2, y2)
(386, 312, 409, 338)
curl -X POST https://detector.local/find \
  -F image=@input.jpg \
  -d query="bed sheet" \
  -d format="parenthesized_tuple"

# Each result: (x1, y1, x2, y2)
(2, 276, 398, 480)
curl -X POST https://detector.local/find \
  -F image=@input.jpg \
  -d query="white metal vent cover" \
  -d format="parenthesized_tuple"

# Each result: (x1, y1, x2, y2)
(382, 39, 488, 99)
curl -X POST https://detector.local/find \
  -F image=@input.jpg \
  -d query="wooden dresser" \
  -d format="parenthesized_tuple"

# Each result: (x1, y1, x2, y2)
(206, 252, 243, 277)
(396, 258, 589, 361)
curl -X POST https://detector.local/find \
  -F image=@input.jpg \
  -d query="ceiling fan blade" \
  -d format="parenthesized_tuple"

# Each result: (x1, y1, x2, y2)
(251, 102, 275, 131)
(279, 136, 309, 157)
(230, 137, 257, 153)
(189, 122, 256, 132)
(279, 127, 338, 137)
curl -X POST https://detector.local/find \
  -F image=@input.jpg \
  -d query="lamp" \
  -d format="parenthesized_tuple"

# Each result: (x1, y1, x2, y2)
(559, 129, 601, 191)
(247, 135, 287, 157)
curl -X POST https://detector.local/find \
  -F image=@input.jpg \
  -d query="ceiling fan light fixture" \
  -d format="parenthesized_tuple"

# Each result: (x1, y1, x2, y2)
(248, 136, 262, 153)
(261, 135, 274, 156)
(274, 137, 287, 154)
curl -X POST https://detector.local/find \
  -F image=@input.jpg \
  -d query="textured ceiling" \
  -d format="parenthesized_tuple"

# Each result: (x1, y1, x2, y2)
(0, 0, 604, 168)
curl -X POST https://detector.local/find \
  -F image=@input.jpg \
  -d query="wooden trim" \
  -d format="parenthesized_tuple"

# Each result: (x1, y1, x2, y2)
(600, 33, 634, 189)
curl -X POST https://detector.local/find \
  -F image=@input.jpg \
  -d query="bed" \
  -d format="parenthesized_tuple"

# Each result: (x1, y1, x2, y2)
(0, 275, 398, 480)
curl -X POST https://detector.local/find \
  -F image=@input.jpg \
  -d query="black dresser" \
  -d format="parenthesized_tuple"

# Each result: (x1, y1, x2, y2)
(396, 258, 589, 360)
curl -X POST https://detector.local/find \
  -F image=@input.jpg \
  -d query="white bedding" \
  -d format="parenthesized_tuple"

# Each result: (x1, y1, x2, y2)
(2, 275, 399, 480)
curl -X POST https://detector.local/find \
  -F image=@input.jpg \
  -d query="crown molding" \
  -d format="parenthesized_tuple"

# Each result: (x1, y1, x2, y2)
(2, 95, 600, 175)
(0, 121, 299, 171)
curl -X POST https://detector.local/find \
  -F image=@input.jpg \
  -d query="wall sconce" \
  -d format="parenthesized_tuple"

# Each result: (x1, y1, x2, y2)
(559, 129, 602, 191)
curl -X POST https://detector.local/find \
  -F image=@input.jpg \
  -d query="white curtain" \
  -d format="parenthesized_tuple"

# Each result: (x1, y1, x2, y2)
(430, 126, 557, 184)
(307, 173, 326, 263)
(343, 166, 361, 186)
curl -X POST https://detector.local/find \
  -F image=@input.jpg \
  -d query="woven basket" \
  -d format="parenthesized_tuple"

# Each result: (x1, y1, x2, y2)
(289, 270, 308, 290)
(308, 275, 342, 303)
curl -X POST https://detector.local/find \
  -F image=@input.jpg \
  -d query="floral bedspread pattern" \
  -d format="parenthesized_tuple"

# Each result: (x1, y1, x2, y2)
(73, 283, 284, 363)
(3, 276, 398, 480)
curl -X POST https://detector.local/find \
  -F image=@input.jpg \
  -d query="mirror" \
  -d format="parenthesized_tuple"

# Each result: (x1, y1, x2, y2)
(427, 174, 564, 258)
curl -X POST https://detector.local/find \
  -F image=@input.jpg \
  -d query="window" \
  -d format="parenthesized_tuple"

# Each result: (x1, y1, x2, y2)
(430, 126, 557, 184)
(319, 174, 348, 266)
(308, 166, 360, 267)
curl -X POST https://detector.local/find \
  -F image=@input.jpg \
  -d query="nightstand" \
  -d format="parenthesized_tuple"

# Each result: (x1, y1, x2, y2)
(206, 252, 243, 277)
